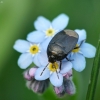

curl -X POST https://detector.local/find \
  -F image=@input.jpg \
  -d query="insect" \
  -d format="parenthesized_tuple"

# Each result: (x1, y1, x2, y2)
(40, 29, 79, 76)
(47, 29, 79, 64)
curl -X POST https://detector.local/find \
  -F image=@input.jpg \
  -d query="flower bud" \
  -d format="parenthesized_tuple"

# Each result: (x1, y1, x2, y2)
(63, 69, 72, 79)
(54, 85, 65, 97)
(26, 79, 49, 94)
(23, 67, 37, 81)
(64, 77, 76, 95)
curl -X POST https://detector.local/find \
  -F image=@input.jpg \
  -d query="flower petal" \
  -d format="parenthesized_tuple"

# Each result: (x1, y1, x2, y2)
(80, 43, 96, 58)
(38, 51, 48, 67)
(27, 31, 45, 43)
(52, 14, 69, 31)
(60, 61, 72, 74)
(33, 54, 42, 67)
(75, 29, 86, 44)
(18, 53, 32, 69)
(34, 16, 51, 31)
(71, 53, 86, 72)
(35, 67, 50, 80)
(50, 72, 63, 87)
(41, 37, 52, 51)
(13, 39, 30, 53)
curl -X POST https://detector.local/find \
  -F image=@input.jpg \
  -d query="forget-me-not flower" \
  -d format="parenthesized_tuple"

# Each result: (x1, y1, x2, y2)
(27, 13, 69, 51)
(34, 51, 72, 87)
(23, 67, 74, 94)
(70, 29, 96, 72)
(13, 39, 44, 69)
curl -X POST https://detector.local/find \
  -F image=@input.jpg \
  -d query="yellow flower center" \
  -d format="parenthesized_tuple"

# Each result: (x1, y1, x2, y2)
(72, 44, 80, 53)
(29, 44, 39, 54)
(48, 62, 59, 72)
(46, 28, 55, 37)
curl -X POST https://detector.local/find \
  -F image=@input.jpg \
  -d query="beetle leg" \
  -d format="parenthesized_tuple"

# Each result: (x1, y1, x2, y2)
(66, 57, 74, 61)
(60, 61, 62, 70)
(79, 39, 86, 47)
(74, 39, 86, 49)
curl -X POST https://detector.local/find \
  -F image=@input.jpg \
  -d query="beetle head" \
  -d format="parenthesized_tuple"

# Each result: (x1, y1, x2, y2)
(48, 44, 66, 62)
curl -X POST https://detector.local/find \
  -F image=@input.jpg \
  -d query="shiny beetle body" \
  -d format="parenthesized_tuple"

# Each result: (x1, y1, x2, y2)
(47, 30, 79, 63)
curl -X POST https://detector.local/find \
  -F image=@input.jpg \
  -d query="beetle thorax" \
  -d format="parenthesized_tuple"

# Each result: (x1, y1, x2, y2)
(48, 43, 66, 62)
(50, 44, 64, 54)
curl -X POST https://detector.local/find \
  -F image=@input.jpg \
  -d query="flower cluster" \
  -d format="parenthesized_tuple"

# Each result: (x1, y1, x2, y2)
(24, 67, 75, 96)
(13, 14, 96, 96)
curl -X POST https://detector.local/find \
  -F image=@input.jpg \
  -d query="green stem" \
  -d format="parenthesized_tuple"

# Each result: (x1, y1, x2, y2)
(86, 40, 100, 100)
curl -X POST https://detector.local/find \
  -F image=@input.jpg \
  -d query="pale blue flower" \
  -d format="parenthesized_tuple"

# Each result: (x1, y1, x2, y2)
(27, 13, 69, 51)
(13, 39, 44, 69)
(70, 29, 96, 72)
(34, 51, 72, 87)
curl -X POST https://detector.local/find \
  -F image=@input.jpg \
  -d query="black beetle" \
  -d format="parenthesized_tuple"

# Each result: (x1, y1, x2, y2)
(40, 30, 79, 76)
(47, 29, 79, 63)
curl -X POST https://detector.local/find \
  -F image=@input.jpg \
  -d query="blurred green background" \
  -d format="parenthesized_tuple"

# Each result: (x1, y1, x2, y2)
(0, 0, 100, 100)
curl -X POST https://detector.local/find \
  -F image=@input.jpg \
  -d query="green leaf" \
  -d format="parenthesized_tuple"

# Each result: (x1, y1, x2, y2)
(86, 40, 100, 100)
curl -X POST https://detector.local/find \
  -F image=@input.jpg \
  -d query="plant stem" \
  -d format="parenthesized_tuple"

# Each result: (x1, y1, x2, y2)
(86, 40, 100, 100)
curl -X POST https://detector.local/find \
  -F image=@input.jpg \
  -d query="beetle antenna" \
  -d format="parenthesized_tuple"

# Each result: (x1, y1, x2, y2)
(56, 70, 59, 79)
(40, 63, 49, 76)
(53, 63, 59, 79)
(74, 39, 86, 49)
(79, 39, 86, 47)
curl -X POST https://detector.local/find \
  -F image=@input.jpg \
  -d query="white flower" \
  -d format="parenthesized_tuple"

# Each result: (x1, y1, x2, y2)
(13, 39, 44, 69)
(34, 51, 72, 87)
(27, 13, 69, 51)
(70, 29, 96, 72)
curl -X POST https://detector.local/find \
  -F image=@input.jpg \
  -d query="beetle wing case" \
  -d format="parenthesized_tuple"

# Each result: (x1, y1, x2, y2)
(47, 30, 79, 54)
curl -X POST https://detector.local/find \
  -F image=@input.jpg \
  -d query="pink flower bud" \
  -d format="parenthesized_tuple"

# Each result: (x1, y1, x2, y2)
(26, 79, 49, 94)
(54, 85, 65, 97)
(63, 69, 72, 79)
(64, 78, 76, 95)
(23, 67, 37, 81)
(24, 71, 31, 80)
(29, 67, 37, 77)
